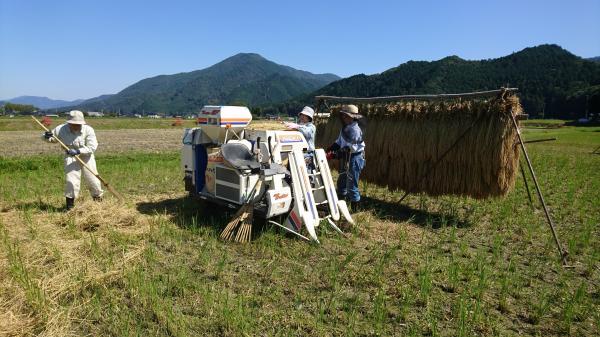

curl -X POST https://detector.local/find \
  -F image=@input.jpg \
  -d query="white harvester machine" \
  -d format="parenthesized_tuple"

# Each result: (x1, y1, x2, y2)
(181, 106, 354, 243)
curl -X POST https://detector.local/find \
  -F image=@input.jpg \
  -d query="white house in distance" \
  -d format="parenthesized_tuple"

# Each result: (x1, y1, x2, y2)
(87, 111, 104, 117)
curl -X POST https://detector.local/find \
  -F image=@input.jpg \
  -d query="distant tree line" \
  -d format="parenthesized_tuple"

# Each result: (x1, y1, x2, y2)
(0, 102, 38, 115)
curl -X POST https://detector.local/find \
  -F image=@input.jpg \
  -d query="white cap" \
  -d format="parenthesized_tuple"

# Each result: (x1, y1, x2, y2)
(66, 110, 86, 125)
(298, 106, 314, 120)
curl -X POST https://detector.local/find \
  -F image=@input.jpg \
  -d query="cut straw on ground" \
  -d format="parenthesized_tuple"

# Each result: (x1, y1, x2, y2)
(0, 199, 152, 336)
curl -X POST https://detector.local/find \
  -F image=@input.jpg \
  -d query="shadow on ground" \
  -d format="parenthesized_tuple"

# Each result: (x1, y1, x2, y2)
(136, 196, 232, 233)
(359, 196, 471, 229)
(135, 194, 471, 240)
(134, 196, 289, 241)
(136, 196, 295, 240)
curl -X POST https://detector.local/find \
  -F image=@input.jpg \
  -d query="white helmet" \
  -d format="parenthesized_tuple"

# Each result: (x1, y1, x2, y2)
(298, 106, 314, 120)
(66, 110, 86, 125)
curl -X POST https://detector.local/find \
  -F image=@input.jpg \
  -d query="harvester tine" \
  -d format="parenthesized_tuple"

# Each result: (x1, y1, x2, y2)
(326, 218, 347, 237)
(338, 200, 355, 226)
(267, 220, 311, 241)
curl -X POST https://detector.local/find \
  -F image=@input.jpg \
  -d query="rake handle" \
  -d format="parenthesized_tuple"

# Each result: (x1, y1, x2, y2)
(31, 116, 124, 202)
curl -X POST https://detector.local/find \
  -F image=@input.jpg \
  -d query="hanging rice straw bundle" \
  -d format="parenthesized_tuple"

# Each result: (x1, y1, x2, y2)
(316, 90, 522, 199)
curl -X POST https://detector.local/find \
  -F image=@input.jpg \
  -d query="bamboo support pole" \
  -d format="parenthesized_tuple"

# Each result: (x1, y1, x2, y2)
(315, 88, 519, 104)
(523, 137, 557, 144)
(510, 113, 568, 265)
(519, 161, 534, 206)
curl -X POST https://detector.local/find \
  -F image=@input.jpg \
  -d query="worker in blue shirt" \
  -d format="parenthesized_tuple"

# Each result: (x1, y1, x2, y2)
(326, 104, 366, 210)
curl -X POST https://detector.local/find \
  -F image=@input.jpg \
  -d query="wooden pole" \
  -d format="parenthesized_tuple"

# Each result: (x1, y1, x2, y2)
(510, 113, 568, 265)
(31, 116, 125, 202)
(523, 137, 557, 144)
(315, 88, 519, 104)
(519, 160, 533, 206)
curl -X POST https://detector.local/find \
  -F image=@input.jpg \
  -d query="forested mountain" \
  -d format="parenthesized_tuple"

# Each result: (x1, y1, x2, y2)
(73, 53, 339, 114)
(270, 45, 600, 119)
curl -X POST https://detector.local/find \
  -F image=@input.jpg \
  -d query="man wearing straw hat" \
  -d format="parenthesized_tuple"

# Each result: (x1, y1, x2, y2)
(42, 110, 104, 210)
(326, 104, 366, 211)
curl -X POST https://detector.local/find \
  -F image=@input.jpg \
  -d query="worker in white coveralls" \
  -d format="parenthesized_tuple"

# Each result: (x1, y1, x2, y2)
(42, 110, 104, 210)
(326, 104, 366, 211)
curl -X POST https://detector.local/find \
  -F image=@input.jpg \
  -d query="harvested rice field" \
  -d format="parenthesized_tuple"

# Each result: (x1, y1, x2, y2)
(0, 129, 184, 157)
(0, 117, 599, 336)
(0, 118, 283, 157)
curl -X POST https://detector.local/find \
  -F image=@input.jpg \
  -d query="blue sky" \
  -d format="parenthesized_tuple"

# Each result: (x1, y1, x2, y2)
(1, 0, 599, 100)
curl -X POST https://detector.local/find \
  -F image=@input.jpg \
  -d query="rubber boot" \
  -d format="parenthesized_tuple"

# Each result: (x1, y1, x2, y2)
(66, 197, 74, 211)
(351, 201, 361, 212)
(93, 195, 103, 202)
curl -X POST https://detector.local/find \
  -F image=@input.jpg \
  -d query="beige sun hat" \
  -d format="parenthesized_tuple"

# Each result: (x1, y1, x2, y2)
(340, 104, 362, 119)
(66, 110, 86, 125)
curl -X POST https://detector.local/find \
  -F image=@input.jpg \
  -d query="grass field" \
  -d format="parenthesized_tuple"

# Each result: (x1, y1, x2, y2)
(0, 119, 598, 336)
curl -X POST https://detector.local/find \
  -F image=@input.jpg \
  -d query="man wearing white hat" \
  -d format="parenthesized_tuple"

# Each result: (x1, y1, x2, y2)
(284, 106, 316, 154)
(42, 110, 104, 210)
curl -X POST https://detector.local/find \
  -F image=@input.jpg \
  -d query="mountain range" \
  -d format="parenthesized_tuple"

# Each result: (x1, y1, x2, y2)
(270, 45, 600, 119)
(5, 46, 600, 119)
